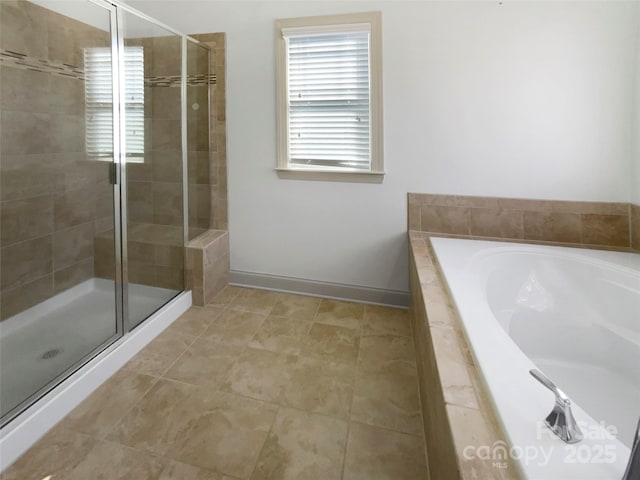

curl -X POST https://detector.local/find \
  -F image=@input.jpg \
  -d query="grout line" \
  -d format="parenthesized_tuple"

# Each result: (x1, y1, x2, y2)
(340, 306, 365, 479)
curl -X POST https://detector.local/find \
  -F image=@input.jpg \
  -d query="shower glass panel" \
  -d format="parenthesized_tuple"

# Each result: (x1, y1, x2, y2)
(0, 0, 120, 423)
(120, 12, 185, 329)
(187, 40, 211, 240)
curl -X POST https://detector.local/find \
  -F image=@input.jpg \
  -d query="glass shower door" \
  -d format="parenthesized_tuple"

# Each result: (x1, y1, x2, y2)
(0, 0, 121, 424)
(119, 11, 185, 329)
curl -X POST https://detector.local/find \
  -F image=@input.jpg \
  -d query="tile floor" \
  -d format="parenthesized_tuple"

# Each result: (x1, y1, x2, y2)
(1, 287, 428, 480)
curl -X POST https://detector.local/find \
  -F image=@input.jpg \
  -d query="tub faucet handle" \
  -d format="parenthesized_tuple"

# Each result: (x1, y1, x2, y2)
(529, 369, 583, 444)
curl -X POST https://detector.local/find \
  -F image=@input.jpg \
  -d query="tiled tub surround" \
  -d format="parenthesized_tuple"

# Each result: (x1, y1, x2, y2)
(407, 194, 640, 479)
(0, 0, 112, 320)
(186, 229, 230, 306)
(2, 288, 428, 479)
(409, 232, 519, 480)
(408, 193, 635, 250)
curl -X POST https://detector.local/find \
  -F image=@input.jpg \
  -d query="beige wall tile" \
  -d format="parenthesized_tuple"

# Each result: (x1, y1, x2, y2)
(1, 235, 52, 290)
(0, 274, 52, 320)
(127, 181, 153, 223)
(0, 66, 50, 113)
(0, 195, 52, 246)
(1, 111, 51, 155)
(469, 207, 524, 239)
(632, 204, 640, 251)
(1, 154, 53, 201)
(581, 213, 629, 247)
(54, 257, 93, 294)
(152, 151, 182, 183)
(153, 181, 183, 226)
(53, 222, 93, 269)
(0, 1, 49, 59)
(420, 205, 470, 235)
(53, 187, 95, 231)
(523, 211, 581, 243)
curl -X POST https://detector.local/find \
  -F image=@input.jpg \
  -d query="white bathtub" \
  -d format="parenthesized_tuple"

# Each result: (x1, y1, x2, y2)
(430, 237, 640, 480)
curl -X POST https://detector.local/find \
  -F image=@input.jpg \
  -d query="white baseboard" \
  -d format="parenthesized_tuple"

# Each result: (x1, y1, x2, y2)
(229, 271, 408, 308)
(0, 291, 192, 473)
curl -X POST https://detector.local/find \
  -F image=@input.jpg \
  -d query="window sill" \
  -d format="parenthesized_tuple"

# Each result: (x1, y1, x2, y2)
(275, 168, 385, 184)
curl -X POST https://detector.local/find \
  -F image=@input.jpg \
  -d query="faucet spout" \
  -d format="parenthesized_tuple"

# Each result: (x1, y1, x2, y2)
(622, 417, 640, 480)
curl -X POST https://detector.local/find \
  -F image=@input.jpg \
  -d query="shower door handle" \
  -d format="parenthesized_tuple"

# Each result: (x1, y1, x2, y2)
(109, 162, 118, 185)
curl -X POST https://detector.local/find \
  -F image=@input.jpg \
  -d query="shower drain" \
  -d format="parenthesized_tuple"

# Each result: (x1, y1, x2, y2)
(41, 349, 61, 360)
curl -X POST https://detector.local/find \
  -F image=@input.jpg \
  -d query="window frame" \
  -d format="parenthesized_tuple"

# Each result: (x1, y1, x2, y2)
(275, 11, 384, 183)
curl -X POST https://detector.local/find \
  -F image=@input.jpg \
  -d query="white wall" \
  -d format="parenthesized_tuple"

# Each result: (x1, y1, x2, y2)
(129, 0, 639, 294)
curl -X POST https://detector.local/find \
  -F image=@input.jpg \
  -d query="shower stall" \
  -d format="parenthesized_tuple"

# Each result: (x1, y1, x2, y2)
(0, 0, 211, 427)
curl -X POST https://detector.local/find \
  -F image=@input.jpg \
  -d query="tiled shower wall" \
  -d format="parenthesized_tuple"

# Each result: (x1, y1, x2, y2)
(0, 0, 112, 320)
(408, 193, 639, 251)
(192, 33, 228, 232)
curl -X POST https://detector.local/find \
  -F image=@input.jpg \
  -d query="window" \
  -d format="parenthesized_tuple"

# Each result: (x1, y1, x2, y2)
(84, 46, 144, 162)
(275, 12, 383, 182)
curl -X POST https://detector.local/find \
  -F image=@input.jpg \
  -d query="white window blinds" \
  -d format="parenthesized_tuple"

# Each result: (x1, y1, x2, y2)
(285, 28, 371, 171)
(84, 46, 144, 161)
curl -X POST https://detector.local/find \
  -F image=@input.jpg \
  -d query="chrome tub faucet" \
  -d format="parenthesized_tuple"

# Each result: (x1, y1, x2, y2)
(530, 369, 583, 444)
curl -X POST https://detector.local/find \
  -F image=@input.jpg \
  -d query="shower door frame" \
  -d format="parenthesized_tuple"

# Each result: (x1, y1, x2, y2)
(0, 0, 210, 428)
(0, 0, 122, 428)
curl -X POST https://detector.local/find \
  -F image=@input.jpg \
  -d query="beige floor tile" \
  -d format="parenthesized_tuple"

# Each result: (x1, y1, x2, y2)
(283, 355, 356, 420)
(64, 439, 227, 480)
(315, 299, 364, 330)
(160, 459, 230, 479)
(248, 314, 312, 355)
(63, 369, 157, 438)
(168, 392, 278, 479)
(168, 306, 224, 337)
(363, 306, 411, 337)
(0, 426, 97, 480)
(224, 347, 297, 403)
(106, 379, 199, 456)
(351, 370, 423, 436)
(270, 293, 321, 320)
(252, 407, 348, 480)
(201, 308, 266, 346)
(343, 422, 427, 480)
(306, 322, 360, 364)
(207, 285, 243, 306)
(66, 440, 166, 479)
(107, 379, 278, 479)
(163, 339, 243, 388)
(358, 334, 416, 376)
(228, 288, 284, 315)
(122, 330, 195, 377)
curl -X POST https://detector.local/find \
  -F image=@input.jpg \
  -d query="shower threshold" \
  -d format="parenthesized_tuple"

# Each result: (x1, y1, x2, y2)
(0, 278, 178, 422)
